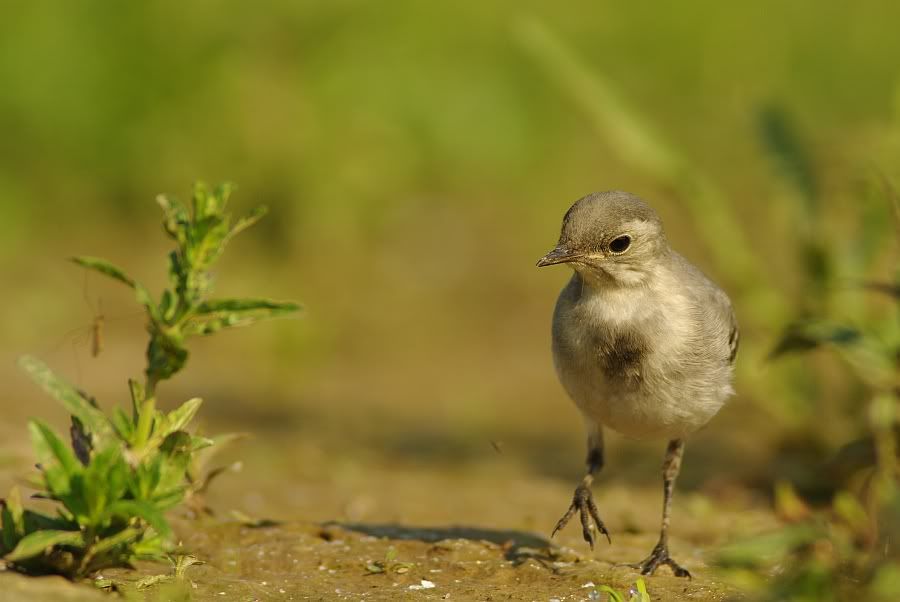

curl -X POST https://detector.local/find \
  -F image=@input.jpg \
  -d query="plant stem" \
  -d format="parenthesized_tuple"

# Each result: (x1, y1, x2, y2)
(134, 397, 157, 449)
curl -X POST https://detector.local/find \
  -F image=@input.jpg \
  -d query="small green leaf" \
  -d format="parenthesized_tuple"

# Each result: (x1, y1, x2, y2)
(151, 488, 186, 511)
(83, 446, 129, 521)
(633, 578, 651, 602)
(22, 509, 75, 533)
(597, 585, 625, 602)
(364, 561, 385, 574)
(29, 420, 80, 477)
(192, 181, 232, 219)
(71, 256, 137, 288)
(196, 298, 301, 315)
(160, 430, 193, 456)
(131, 534, 170, 560)
(229, 205, 268, 239)
(128, 379, 144, 422)
(110, 407, 135, 443)
(191, 432, 248, 478)
(19, 356, 113, 440)
(157, 194, 190, 244)
(4, 529, 84, 562)
(87, 527, 142, 560)
(190, 436, 215, 452)
(155, 433, 192, 504)
(107, 500, 172, 540)
(187, 298, 301, 336)
(42, 465, 73, 499)
(71, 258, 160, 321)
(1, 487, 25, 552)
(163, 398, 203, 438)
(173, 554, 204, 579)
(134, 283, 160, 321)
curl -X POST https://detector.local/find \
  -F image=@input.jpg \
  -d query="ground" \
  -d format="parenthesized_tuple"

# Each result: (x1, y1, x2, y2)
(0, 421, 776, 601)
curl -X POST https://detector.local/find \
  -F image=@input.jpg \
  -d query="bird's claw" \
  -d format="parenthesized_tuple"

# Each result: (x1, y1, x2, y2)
(630, 541, 691, 578)
(551, 481, 610, 549)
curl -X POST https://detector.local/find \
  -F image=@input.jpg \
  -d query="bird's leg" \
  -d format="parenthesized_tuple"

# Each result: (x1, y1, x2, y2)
(632, 439, 691, 578)
(552, 425, 610, 548)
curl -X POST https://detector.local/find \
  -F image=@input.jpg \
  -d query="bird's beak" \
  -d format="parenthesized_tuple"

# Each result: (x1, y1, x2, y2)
(536, 246, 583, 267)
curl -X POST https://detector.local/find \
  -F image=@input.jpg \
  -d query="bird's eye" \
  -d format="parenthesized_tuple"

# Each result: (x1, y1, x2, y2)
(609, 235, 631, 253)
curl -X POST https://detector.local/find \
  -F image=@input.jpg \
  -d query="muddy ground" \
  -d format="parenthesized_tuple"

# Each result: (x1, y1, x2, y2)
(0, 411, 777, 602)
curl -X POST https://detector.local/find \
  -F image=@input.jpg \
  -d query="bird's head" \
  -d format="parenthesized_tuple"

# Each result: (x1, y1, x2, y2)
(537, 191, 668, 286)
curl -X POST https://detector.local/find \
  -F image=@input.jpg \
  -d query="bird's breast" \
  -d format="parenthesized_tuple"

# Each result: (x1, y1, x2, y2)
(550, 277, 717, 439)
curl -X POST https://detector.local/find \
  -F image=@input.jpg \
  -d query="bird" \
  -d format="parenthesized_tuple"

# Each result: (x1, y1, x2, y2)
(536, 190, 738, 578)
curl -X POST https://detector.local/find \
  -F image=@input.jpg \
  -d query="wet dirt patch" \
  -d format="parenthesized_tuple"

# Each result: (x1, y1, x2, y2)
(54, 520, 738, 601)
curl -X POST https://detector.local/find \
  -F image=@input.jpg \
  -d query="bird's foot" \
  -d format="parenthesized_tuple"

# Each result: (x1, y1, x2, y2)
(551, 479, 610, 549)
(630, 540, 691, 578)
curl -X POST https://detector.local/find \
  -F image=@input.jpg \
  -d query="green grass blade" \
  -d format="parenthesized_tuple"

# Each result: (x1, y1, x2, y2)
(513, 17, 679, 180)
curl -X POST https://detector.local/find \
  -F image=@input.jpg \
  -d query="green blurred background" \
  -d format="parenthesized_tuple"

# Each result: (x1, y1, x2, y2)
(1, 1, 898, 522)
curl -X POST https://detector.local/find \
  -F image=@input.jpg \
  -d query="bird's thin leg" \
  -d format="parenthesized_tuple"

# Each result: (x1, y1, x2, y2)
(631, 439, 691, 578)
(552, 425, 610, 548)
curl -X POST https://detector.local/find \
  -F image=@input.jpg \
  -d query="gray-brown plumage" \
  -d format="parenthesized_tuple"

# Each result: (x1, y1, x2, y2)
(537, 191, 738, 578)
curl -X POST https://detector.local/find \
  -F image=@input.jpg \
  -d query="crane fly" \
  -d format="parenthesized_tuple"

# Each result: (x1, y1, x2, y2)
(89, 300, 104, 357)
(51, 271, 131, 360)
(82, 271, 105, 358)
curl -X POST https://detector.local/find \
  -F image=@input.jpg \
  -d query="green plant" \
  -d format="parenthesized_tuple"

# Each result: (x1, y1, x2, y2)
(593, 578, 651, 602)
(363, 546, 414, 575)
(713, 172, 899, 599)
(0, 182, 300, 578)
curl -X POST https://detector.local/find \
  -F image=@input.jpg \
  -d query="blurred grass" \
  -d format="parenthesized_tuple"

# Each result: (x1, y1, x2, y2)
(1, 1, 899, 509)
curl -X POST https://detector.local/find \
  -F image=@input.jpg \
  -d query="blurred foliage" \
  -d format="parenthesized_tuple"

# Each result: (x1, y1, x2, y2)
(713, 151, 899, 600)
(2, 2, 900, 245)
(0, 185, 299, 578)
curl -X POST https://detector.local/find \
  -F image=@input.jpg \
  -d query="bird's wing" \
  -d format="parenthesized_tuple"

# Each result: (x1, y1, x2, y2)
(672, 251, 738, 366)
(726, 306, 739, 365)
